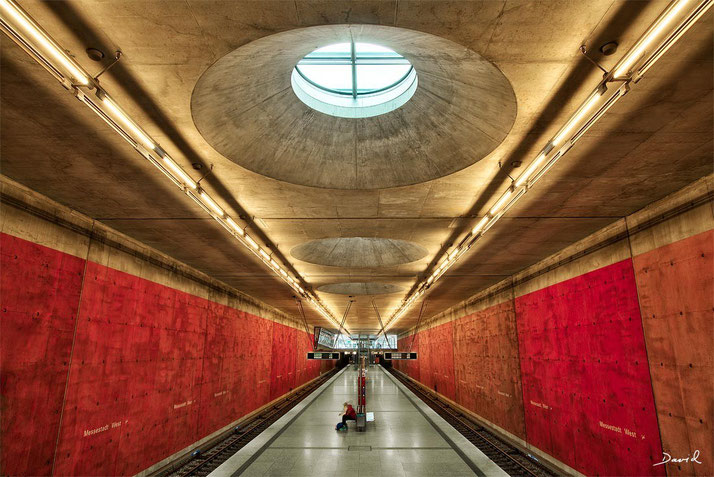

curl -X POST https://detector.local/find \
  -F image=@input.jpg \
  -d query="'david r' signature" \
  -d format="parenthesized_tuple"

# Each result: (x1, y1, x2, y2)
(653, 450, 703, 466)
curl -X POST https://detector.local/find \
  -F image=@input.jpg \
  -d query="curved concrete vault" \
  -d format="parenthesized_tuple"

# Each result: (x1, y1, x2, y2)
(192, 24, 517, 189)
(291, 237, 427, 268)
(317, 282, 404, 295)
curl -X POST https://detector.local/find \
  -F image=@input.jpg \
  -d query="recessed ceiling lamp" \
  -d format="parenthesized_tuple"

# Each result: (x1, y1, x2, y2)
(384, 0, 713, 332)
(291, 40, 418, 118)
(0, 0, 348, 333)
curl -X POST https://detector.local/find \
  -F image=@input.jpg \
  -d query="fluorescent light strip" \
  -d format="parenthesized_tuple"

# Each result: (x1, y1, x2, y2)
(244, 235, 259, 250)
(552, 91, 603, 146)
(162, 156, 197, 189)
(77, 93, 141, 148)
(0, 0, 88, 85)
(471, 216, 490, 235)
(199, 190, 224, 217)
(482, 214, 501, 235)
(515, 151, 547, 187)
(0, 1, 344, 329)
(489, 188, 514, 216)
(384, 0, 707, 331)
(226, 217, 244, 236)
(636, 0, 713, 79)
(571, 87, 627, 144)
(613, 0, 691, 78)
(498, 187, 526, 216)
(101, 96, 156, 150)
(529, 152, 563, 187)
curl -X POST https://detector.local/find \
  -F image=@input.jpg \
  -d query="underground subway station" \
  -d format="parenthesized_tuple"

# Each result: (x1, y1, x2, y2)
(0, 1, 712, 476)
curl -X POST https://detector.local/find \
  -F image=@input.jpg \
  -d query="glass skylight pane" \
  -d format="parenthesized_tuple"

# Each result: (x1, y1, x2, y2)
(307, 42, 351, 57)
(356, 64, 411, 92)
(291, 41, 418, 118)
(297, 64, 352, 92)
(354, 43, 398, 55)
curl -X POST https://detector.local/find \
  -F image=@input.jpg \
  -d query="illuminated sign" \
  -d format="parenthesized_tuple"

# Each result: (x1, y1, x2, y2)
(384, 352, 417, 360)
(307, 352, 341, 360)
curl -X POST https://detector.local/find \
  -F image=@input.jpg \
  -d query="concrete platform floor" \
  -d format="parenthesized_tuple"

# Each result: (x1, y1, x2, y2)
(238, 366, 477, 477)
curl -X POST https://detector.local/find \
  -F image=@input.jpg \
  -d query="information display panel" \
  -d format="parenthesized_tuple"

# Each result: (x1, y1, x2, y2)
(307, 352, 341, 360)
(384, 352, 417, 360)
(314, 327, 336, 349)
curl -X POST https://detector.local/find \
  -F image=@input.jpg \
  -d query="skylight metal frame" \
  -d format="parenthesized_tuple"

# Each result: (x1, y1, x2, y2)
(294, 38, 413, 97)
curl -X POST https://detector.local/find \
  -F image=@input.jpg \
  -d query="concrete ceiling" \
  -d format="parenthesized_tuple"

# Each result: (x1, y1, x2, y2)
(317, 282, 404, 296)
(1, 0, 712, 333)
(191, 24, 517, 189)
(291, 237, 428, 268)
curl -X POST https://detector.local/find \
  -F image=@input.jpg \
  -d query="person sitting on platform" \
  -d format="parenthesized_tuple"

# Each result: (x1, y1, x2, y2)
(337, 402, 357, 430)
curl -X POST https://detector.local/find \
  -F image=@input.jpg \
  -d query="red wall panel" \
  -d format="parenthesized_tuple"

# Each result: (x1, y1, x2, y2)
(516, 259, 663, 476)
(236, 311, 273, 417)
(53, 263, 207, 476)
(397, 334, 420, 380)
(633, 230, 713, 476)
(269, 323, 297, 401)
(419, 322, 456, 400)
(0, 234, 85, 476)
(1, 233, 331, 475)
(295, 331, 320, 386)
(453, 300, 526, 439)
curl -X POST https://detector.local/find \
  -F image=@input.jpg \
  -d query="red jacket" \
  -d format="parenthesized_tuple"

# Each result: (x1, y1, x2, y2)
(345, 405, 356, 418)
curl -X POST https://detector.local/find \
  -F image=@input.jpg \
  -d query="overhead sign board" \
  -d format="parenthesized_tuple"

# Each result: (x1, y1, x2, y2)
(307, 352, 340, 360)
(384, 352, 417, 360)
(314, 327, 336, 349)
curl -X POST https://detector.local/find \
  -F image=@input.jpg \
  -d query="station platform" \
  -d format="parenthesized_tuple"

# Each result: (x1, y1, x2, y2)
(210, 366, 506, 477)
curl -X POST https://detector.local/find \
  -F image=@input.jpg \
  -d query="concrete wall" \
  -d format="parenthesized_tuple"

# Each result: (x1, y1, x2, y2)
(395, 175, 713, 476)
(0, 177, 334, 476)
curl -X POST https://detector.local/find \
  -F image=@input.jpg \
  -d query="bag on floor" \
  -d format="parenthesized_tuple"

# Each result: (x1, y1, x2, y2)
(335, 422, 345, 431)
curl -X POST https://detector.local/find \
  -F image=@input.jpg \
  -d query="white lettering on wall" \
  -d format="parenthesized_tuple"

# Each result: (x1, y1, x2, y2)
(173, 399, 195, 410)
(83, 424, 109, 437)
(530, 400, 551, 410)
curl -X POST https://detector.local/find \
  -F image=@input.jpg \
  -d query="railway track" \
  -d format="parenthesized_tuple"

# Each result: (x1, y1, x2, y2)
(388, 367, 557, 477)
(158, 368, 339, 477)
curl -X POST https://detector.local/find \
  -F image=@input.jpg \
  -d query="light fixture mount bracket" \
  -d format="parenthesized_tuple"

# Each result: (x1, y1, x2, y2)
(579, 45, 608, 74)
(93, 50, 122, 81)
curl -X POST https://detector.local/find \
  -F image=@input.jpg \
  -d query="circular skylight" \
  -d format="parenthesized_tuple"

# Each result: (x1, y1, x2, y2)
(291, 41, 418, 118)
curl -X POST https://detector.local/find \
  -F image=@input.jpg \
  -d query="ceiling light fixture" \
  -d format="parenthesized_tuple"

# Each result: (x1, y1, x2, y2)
(0, 0, 88, 85)
(0, 0, 347, 332)
(383, 0, 711, 332)
(471, 216, 490, 235)
(613, 0, 691, 79)
(489, 187, 514, 216)
(552, 90, 603, 146)
(199, 190, 224, 217)
(101, 96, 155, 150)
(244, 235, 259, 250)
(225, 217, 244, 236)
(162, 155, 197, 190)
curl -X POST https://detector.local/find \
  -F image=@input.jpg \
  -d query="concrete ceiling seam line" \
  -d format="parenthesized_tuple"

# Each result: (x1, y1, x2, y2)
(191, 24, 517, 190)
(0, 0, 349, 333)
(383, 0, 714, 332)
